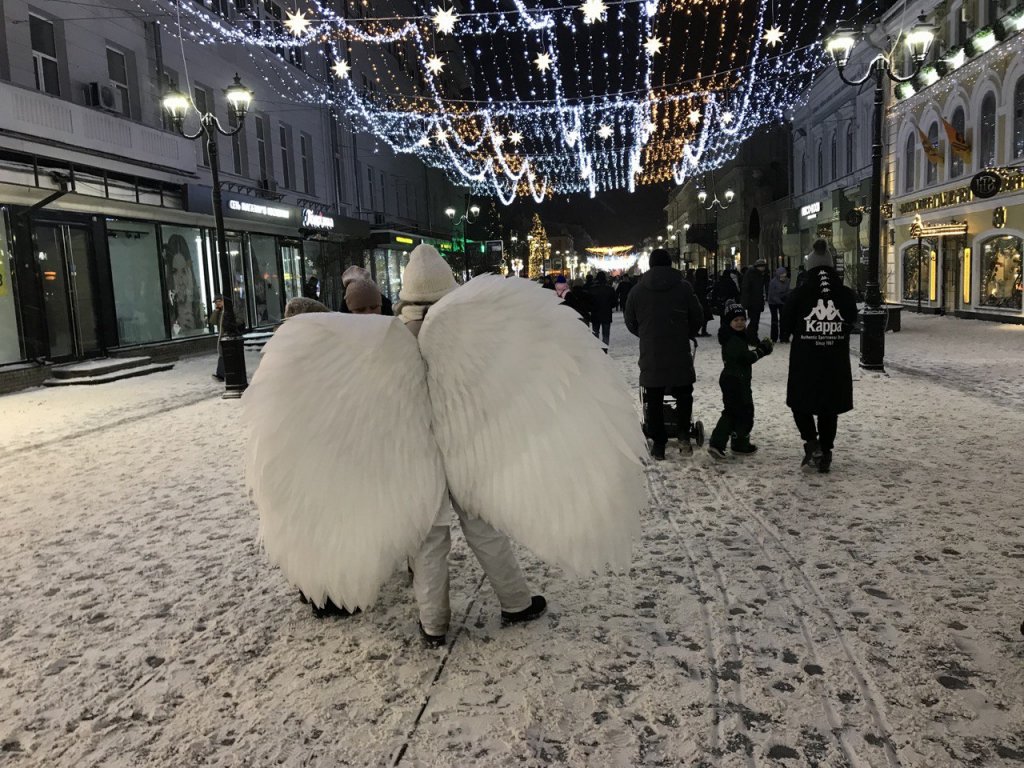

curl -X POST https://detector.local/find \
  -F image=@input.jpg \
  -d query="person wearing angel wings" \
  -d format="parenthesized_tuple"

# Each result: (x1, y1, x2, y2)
(242, 245, 649, 647)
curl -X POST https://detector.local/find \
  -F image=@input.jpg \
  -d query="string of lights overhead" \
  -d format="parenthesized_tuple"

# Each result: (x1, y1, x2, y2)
(143, 0, 878, 202)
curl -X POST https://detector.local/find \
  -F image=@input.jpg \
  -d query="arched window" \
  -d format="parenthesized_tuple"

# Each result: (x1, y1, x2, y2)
(1014, 77, 1024, 159)
(817, 141, 823, 186)
(950, 106, 966, 178)
(979, 92, 997, 168)
(926, 122, 940, 185)
(830, 132, 837, 180)
(846, 124, 855, 173)
(904, 132, 916, 192)
(979, 235, 1023, 309)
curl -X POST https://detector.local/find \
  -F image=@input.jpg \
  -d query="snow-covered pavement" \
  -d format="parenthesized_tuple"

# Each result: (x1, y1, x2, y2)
(1, 315, 1023, 767)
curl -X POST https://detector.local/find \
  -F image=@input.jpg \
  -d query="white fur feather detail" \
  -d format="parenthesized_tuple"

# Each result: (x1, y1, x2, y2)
(242, 313, 446, 610)
(419, 275, 648, 574)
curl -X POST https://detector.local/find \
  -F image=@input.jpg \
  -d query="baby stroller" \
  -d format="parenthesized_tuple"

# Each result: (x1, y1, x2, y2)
(640, 388, 705, 450)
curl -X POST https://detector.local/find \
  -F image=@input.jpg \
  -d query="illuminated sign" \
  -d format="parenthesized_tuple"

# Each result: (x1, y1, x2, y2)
(228, 199, 290, 220)
(301, 209, 335, 230)
(395, 236, 414, 245)
(909, 220, 968, 237)
(800, 202, 822, 219)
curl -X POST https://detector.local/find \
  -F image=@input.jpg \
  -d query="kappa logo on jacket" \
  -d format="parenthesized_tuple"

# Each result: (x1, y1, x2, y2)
(803, 299, 846, 338)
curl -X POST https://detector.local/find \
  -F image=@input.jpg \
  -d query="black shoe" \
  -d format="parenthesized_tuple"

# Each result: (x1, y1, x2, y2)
(501, 595, 547, 625)
(312, 599, 359, 619)
(818, 451, 833, 474)
(731, 440, 758, 455)
(212, 374, 225, 381)
(707, 444, 729, 460)
(419, 622, 446, 648)
(650, 443, 666, 461)
(801, 440, 822, 469)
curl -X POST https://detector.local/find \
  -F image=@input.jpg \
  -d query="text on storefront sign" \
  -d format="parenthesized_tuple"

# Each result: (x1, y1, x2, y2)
(800, 202, 821, 219)
(229, 199, 291, 220)
(301, 209, 335, 230)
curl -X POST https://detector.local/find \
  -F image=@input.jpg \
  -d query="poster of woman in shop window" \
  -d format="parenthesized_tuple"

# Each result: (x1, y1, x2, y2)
(164, 233, 204, 336)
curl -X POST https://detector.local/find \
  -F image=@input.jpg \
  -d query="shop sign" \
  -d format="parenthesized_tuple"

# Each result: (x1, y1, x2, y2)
(227, 199, 291, 220)
(301, 209, 335, 231)
(970, 170, 1002, 199)
(395, 236, 415, 245)
(898, 186, 972, 215)
(800, 202, 821, 219)
(909, 220, 968, 237)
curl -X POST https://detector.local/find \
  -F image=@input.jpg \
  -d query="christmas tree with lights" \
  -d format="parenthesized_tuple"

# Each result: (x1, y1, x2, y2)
(528, 214, 550, 279)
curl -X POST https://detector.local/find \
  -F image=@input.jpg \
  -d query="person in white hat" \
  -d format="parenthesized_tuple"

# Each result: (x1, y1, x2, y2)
(396, 244, 546, 647)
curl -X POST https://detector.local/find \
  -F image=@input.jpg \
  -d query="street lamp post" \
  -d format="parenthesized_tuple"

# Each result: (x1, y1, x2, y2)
(698, 187, 736, 278)
(825, 15, 935, 371)
(445, 202, 480, 281)
(163, 74, 254, 398)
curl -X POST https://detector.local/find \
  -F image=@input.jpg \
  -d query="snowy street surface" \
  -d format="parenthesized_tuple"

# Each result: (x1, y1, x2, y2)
(1, 312, 1023, 767)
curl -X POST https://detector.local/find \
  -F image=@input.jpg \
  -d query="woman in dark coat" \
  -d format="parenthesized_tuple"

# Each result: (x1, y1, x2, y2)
(780, 240, 858, 473)
(693, 268, 712, 336)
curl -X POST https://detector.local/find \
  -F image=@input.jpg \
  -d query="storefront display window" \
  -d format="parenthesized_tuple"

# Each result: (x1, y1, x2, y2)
(281, 241, 303, 302)
(108, 220, 166, 345)
(0, 213, 23, 363)
(374, 249, 389, 299)
(902, 241, 934, 302)
(161, 225, 212, 338)
(248, 234, 283, 325)
(979, 235, 1022, 310)
(387, 249, 407, 301)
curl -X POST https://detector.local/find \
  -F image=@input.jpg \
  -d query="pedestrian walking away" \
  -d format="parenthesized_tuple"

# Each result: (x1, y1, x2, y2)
(588, 271, 617, 346)
(767, 266, 792, 343)
(624, 248, 705, 459)
(740, 259, 768, 343)
(707, 303, 773, 460)
(206, 295, 225, 381)
(693, 267, 712, 336)
(780, 239, 858, 473)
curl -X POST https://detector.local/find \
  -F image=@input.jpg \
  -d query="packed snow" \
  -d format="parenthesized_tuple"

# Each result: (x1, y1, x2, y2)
(1, 311, 1022, 767)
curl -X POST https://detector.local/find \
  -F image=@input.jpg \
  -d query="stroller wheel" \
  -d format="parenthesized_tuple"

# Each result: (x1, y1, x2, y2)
(691, 421, 705, 447)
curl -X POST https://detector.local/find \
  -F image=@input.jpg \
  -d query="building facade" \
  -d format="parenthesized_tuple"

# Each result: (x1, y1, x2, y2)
(0, 0, 466, 368)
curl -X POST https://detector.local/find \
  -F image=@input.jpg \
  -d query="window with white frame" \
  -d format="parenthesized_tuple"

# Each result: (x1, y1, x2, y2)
(846, 124, 855, 174)
(979, 92, 997, 169)
(979, 234, 1022, 309)
(106, 47, 131, 116)
(30, 15, 60, 96)
(255, 115, 271, 186)
(950, 107, 966, 178)
(300, 133, 314, 194)
(926, 122, 940, 185)
(830, 132, 837, 180)
(279, 124, 292, 188)
(904, 132, 916, 192)
(816, 141, 823, 187)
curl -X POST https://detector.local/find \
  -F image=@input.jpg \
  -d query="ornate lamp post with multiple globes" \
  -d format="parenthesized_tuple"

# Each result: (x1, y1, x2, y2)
(446, 202, 480, 281)
(162, 74, 254, 397)
(825, 15, 934, 371)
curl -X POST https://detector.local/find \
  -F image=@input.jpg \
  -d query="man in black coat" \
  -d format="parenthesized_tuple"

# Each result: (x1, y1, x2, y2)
(615, 277, 634, 312)
(588, 271, 617, 346)
(780, 240, 858, 473)
(740, 258, 768, 343)
(624, 249, 705, 459)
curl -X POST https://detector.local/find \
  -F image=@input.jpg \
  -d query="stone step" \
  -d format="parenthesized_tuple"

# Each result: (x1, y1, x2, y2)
(49, 356, 155, 380)
(43, 362, 175, 387)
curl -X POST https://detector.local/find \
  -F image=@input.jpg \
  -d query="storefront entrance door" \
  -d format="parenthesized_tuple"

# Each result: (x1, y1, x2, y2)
(941, 237, 962, 315)
(34, 224, 100, 360)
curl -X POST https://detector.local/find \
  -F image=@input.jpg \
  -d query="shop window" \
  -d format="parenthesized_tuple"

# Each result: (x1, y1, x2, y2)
(926, 122, 940, 185)
(108, 221, 166, 345)
(0, 217, 23, 363)
(950, 107, 966, 179)
(248, 234, 283, 324)
(1014, 77, 1024, 160)
(979, 234, 1022, 309)
(979, 92, 997, 169)
(903, 133, 916, 192)
(30, 15, 61, 96)
(280, 241, 304, 301)
(902, 241, 935, 301)
(161, 225, 213, 337)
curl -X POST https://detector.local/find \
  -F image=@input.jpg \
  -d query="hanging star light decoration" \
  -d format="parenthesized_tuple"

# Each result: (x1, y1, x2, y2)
(763, 26, 785, 47)
(332, 59, 351, 79)
(142, 0, 860, 201)
(644, 36, 663, 56)
(426, 55, 445, 75)
(580, 0, 607, 24)
(433, 6, 457, 35)
(283, 8, 310, 37)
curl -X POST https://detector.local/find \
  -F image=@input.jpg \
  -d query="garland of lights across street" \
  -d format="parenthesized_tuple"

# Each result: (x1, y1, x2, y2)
(145, 0, 881, 203)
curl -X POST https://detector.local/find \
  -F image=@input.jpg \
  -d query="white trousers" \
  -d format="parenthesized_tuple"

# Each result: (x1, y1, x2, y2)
(413, 497, 532, 636)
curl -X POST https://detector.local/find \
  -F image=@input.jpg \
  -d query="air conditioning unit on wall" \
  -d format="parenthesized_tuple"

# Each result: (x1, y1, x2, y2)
(87, 82, 119, 112)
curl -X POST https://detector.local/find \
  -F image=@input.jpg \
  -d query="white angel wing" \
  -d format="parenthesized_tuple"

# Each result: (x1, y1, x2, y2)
(241, 313, 446, 610)
(418, 275, 648, 575)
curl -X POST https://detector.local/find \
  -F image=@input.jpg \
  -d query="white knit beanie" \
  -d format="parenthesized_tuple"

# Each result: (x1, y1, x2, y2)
(399, 244, 458, 303)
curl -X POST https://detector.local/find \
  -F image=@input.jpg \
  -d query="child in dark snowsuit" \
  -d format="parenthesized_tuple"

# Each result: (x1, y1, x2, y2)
(707, 304, 773, 459)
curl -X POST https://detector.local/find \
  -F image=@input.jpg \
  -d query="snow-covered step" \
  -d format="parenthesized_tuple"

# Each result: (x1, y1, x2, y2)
(244, 331, 275, 349)
(43, 358, 174, 386)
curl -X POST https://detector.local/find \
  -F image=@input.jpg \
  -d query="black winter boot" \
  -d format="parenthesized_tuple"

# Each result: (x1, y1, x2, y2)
(501, 595, 547, 625)
(818, 451, 833, 474)
(801, 440, 822, 468)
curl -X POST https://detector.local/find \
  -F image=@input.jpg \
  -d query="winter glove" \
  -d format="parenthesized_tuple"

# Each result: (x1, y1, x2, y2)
(755, 338, 774, 358)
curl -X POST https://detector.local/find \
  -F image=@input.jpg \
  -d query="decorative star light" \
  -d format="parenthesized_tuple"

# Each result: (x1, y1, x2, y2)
(646, 120, 658, 133)
(566, 130, 580, 144)
(598, 124, 613, 139)
(433, 6, 457, 35)
(763, 26, 784, 47)
(417, 135, 431, 147)
(534, 51, 552, 72)
(435, 128, 448, 142)
(721, 111, 734, 125)
(284, 9, 310, 36)
(688, 109, 702, 126)
(580, 0, 607, 24)
(426, 55, 445, 75)
(494, 133, 505, 145)
(644, 36, 663, 56)
(509, 131, 523, 145)
(332, 60, 351, 79)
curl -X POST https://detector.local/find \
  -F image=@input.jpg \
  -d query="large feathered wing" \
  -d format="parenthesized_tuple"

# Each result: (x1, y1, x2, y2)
(418, 275, 648, 575)
(241, 313, 446, 610)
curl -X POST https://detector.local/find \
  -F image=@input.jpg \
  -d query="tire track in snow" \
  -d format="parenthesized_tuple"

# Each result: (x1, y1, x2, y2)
(648, 467, 757, 768)
(700, 468, 903, 768)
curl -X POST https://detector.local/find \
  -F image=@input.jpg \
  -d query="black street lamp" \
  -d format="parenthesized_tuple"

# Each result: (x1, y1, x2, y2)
(445, 201, 480, 281)
(698, 186, 735, 276)
(163, 74, 254, 398)
(825, 15, 935, 371)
